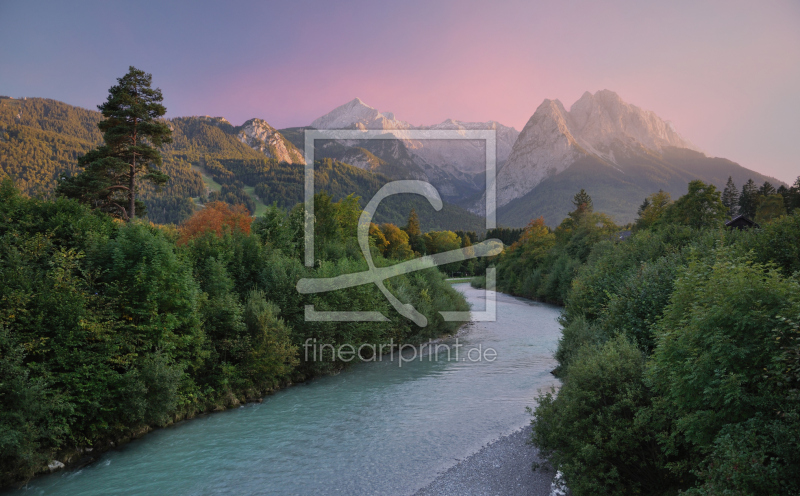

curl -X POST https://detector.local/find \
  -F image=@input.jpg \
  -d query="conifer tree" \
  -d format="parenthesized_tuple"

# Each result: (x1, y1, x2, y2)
(57, 66, 172, 220)
(572, 189, 593, 213)
(721, 176, 739, 217)
(758, 181, 776, 197)
(738, 179, 760, 219)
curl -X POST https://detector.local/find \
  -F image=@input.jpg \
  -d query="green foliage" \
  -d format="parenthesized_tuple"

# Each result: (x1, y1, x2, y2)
(738, 179, 759, 219)
(0, 181, 470, 486)
(496, 195, 619, 305)
(648, 253, 800, 481)
(485, 227, 524, 245)
(659, 180, 727, 228)
(721, 176, 739, 217)
(2, 97, 484, 230)
(521, 183, 800, 494)
(754, 193, 786, 224)
(57, 67, 172, 221)
(532, 336, 676, 495)
(634, 190, 672, 231)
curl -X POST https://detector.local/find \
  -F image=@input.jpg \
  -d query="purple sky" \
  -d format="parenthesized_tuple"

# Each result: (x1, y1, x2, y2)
(1, 0, 798, 183)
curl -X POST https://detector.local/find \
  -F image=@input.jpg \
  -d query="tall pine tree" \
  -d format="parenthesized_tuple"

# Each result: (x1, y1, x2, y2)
(738, 179, 759, 219)
(721, 176, 739, 217)
(57, 66, 172, 220)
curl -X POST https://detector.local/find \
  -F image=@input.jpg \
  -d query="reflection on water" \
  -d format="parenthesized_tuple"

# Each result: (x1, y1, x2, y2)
(13, 284, 562, 496)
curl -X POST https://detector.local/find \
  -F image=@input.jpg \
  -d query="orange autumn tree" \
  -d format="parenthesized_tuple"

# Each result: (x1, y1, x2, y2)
(179, 201, 252, 244)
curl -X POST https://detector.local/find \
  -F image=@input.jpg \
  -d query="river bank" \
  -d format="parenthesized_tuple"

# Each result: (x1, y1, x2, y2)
(11, 284, 564, 495)
(414, 425, 557, 496)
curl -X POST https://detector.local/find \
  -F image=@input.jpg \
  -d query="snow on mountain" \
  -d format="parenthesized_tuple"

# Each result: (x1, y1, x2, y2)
(310, 98, 412, 131)
(310, 98, 519, 178)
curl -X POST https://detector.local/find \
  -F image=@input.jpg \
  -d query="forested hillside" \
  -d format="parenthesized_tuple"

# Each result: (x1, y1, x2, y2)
(0, 97, 485, 231)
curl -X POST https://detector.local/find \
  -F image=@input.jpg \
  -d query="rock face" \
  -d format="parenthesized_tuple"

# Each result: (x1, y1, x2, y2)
(495, 90, 698, 208)
(237, 118, 304, 165)
(308, 98, 519, 200)
(415, 118, 519, 175)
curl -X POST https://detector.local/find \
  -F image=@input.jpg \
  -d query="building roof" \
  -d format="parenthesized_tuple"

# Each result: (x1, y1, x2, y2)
(725, 215, 760, 229)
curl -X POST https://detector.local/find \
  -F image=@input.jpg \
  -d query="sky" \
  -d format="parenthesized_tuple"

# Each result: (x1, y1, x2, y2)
(1, 0, 798, 183)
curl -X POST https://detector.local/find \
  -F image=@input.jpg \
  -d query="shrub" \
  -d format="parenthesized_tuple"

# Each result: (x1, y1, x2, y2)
(531, 335, 676, 495)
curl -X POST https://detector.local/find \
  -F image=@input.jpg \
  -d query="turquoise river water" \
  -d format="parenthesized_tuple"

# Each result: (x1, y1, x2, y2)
(12, 283, 562, 495)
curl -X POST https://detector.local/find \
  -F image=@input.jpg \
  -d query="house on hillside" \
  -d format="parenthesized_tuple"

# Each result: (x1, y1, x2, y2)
(725, 215, 760, 230)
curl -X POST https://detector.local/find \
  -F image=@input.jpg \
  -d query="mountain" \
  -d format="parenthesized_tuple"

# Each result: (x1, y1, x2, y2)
(0, 96, 485, 231)
(237, 118, 305, 164)
(489, 90, 785, 226)
(298, 98, 520, 201)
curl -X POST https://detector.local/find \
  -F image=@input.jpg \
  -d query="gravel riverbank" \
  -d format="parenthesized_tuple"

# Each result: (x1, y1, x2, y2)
(414, 425, 557, 496)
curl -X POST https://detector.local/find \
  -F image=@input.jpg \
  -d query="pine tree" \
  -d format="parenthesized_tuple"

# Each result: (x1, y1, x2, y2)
(57, 66, 172, 220)
(571, 189, 593, 214)
(721, 176, 739, 217)
(738, 179, 759, 219)
(758, 181, 776, 197)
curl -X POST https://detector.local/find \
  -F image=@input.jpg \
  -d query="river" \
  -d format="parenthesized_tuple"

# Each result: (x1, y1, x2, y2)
(13, 283, 562, 496)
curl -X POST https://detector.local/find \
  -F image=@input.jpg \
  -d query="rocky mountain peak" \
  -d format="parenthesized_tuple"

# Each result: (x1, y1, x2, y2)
(492, 90, 699, 209)
(237, 118, 304, 165)
(310, 97, 407, 130)
(567, 89, 696, 152)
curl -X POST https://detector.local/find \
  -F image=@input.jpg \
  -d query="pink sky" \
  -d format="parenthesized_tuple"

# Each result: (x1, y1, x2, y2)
(1, 0, 798, 183)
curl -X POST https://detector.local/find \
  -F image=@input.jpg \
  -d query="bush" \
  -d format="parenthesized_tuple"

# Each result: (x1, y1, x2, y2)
(648, 251, 800, 485)
(531, 335, 676, 495)
(552, 316, 606, 375)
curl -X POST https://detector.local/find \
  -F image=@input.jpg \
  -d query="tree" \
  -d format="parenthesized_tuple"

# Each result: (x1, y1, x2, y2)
(57, 66, 172, 221)
(571, 189, 593, 214)
(662, 180, 727, 228)
(755, 194, 787, 225)
(179, 201, 252, 244)
(423, 230, 462, 255)
(368, 222, 389, 254)
(787, 176, 800, 214)
(738, 179, 760, 218)
(634, 190, 672, 230)
(404, 208, 421, 237)
(403, 208, 425, 254)
(721, 176, 739, 217)
(380, 223, 414, 259)
(758, 181, 776, 197)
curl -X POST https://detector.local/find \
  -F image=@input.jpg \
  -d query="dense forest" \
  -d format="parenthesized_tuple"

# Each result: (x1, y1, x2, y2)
(0, 180, 470, 487)
(477, 178, 800, 494)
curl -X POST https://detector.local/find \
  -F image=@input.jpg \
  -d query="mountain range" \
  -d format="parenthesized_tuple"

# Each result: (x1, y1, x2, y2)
(0, 91, 786, 229)
(295, 91, 783, 225)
